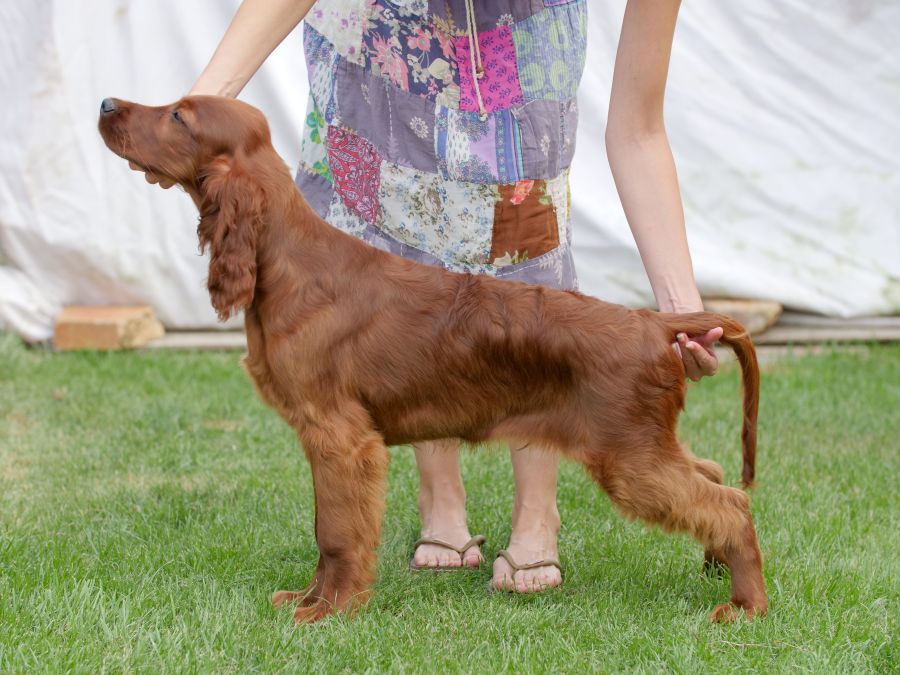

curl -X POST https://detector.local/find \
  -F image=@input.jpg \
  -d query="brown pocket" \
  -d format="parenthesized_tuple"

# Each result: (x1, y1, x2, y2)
(490, 180, 560, 266)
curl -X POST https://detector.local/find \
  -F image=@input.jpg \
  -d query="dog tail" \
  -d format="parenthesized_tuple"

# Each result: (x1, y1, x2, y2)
(656, 311, 759, 488)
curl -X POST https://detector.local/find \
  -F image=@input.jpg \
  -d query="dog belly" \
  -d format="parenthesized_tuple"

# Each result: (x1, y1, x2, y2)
(377, 415, 493, 448)
(374, 406, 567, 451)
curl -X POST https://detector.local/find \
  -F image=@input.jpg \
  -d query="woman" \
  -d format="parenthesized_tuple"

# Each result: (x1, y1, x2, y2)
(137, 0, 720, 593)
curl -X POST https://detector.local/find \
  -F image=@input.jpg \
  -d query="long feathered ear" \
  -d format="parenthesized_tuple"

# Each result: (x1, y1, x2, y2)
(197, 158, 263, 320)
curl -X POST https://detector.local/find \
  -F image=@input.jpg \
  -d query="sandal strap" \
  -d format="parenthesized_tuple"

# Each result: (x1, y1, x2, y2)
(412, 534, 486, 555)
(495, 549, 562, 574)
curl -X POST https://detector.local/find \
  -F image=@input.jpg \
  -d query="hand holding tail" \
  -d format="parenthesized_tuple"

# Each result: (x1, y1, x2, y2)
(674, 326, 723, 381)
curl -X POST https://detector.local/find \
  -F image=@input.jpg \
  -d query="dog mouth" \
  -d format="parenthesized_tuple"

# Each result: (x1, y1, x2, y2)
(99, 129, 171, 183)
(98, 100, 181, 186)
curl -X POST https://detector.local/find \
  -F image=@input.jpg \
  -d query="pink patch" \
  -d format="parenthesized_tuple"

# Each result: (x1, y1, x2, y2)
(455, 26, 523, 113)
(510, 180, 535, 205)
(326, 127, 381, 225)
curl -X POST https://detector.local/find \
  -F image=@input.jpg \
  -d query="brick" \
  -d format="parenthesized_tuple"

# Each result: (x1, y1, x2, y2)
(703, 298, 783, 336)
(54, 305, 164, 351)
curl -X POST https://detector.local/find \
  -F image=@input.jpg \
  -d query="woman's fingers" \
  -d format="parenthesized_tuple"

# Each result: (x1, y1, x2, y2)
(676, 329, 721, 381)
(676, 333, 700, 381)
(686, 339, 718, 377)
(693, 326, 724, 349)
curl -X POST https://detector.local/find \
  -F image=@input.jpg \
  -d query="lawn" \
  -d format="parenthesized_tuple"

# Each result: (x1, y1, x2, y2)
(0, 333, 897, 673)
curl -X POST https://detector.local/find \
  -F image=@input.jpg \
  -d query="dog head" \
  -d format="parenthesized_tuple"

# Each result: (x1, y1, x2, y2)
(99, 95, 275, 320)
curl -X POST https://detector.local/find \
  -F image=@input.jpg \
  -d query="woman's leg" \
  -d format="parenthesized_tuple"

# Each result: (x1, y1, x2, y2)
(411, 439, 483, 568)
(492, 446, 563, 592)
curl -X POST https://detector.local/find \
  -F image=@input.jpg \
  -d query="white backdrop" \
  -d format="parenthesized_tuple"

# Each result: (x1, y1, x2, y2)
(1, 0, 898, 341)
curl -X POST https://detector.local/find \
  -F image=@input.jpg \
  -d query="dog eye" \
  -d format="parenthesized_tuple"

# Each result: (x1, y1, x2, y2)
(171, 110, 186, 125)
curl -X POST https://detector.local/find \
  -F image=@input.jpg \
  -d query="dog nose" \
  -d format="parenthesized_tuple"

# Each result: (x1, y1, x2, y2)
(100, 98, 117, 114)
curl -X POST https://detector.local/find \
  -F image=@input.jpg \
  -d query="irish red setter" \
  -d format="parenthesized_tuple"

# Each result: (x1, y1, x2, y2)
(98, 95, 767, 624)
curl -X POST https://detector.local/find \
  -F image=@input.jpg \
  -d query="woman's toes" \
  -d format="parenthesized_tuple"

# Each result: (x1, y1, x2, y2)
(493, 574, 515, 591)
(439, 549, 462, 567)
(414, 541, 480, 568)
(462, 551, 483, 568)
(493, 558, 562, 593)
(508, 566, 562, 593)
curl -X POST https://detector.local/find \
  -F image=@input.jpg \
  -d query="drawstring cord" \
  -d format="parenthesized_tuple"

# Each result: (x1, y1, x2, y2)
(464, 0, 487, 120)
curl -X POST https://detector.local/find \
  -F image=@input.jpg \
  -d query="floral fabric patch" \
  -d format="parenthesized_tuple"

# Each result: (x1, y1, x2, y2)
(326, 127, 382, 225)
(435, 106, 524, 183)
(298, 96, 333, 184)
(304, 26, 340, 125)
(324, 189, 369, 237)
(435, 108, 497, 182)
(544, 168, 571, 246)
(305, 0, 367, 64)
(377, 162, 495, 271)
(455, 25, 523, 113)
(361, 0, 459, 101)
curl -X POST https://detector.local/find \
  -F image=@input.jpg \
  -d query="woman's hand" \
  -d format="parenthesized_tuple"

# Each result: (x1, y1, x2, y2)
(606, 0, 719, 382)
(126, 0, 317, 189)
(674, 327, 722, 381)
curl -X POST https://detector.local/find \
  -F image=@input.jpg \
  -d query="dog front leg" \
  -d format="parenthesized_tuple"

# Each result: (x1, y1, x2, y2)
(272, 424, 390, 624)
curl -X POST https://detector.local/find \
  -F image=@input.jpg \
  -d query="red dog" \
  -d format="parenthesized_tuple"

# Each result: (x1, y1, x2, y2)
(99, 95, 767, 624)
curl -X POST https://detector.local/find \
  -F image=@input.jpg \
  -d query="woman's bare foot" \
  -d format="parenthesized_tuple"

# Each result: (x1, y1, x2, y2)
(491, 504, 562, 592)
(411, 440, 483, 568)
(492, 446, 562, 592)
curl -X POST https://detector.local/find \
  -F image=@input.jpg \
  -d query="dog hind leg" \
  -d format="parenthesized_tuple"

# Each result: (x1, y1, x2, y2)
(586, 444, 767, 621)
(682, 450, 731, 575)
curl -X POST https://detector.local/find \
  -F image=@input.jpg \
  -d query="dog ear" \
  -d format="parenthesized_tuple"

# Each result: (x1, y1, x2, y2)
(197, 158, 263, 320)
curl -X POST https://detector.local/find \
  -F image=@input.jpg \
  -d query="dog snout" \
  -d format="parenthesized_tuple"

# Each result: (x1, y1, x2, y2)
(100, 98, 118, 114)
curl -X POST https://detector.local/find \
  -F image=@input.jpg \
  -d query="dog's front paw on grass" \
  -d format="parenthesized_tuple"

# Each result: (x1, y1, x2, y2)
(272, 586, 372, 624)
(271, 589, 309, 608)
(291, 599, 340, 624)
(272, 590, 337, 624)
(709, 601, 767, 623)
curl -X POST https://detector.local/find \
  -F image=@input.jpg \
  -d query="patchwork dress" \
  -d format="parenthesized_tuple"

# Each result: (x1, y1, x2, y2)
(295, 0, 588, 289)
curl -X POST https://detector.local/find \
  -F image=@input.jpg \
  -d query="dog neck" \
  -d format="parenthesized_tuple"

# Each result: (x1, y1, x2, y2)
(247, 173, 364, 335)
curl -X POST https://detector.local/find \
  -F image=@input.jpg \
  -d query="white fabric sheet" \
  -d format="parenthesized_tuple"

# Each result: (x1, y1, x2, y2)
(1, 0, 897, 340)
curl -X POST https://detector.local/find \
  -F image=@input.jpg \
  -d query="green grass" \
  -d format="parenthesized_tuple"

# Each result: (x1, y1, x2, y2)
(0, 333, 897, 673)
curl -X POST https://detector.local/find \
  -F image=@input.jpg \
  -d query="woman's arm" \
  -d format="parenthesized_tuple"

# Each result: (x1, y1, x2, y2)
(190, 0, 317, 97)
(136, 0, 316, 187)
(606, 0, 719, 379)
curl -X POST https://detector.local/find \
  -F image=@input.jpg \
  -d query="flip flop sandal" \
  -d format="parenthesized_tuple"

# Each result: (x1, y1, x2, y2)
(409, 535, 487, 571)
(490, 549, 564, 592)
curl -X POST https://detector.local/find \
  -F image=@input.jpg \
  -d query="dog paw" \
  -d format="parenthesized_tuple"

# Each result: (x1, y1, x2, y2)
(292, 599, 337, 624)
(275, 584, 372, 623)
(709, 603, 738, 623)
(271, 590, 309, 608)
(709, 601, 766, 623)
